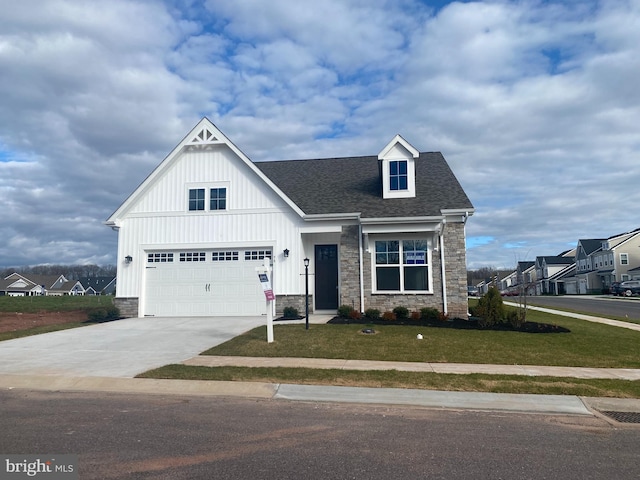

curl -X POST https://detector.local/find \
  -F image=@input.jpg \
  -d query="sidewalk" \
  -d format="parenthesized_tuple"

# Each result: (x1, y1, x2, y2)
(183, 355, 640, 380)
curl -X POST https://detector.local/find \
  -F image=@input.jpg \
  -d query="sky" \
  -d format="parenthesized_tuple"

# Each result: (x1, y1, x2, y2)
(1, 0, 639, 271)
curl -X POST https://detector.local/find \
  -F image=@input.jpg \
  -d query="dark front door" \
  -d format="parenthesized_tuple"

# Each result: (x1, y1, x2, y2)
(315, 244, 338, 310)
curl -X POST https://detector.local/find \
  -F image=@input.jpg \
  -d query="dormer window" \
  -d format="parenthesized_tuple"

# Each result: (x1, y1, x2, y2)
(390, 160, 408, 191)
(378, 134, 419, 199)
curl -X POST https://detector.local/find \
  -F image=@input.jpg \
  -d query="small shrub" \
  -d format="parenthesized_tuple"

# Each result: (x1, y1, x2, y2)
(438, 311, 449, 322)
(410, 311, 421, 320)
(506, 309, 525, 329)
(364, 308, 381, 320)
(382, 311, 397, 321)
(475, 287, 505, 327)
(392, 306, 409, 319)
(87, 306, 120, 323)
(338, 305, 353, 317)
(282, 306, 299, 318)
(420, 307, 440, 321)
(349, 310, 362, 320)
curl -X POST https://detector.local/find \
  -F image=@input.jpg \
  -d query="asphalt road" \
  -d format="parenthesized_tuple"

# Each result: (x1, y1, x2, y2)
(521, 295, 640, 321)
(1, 390, 638, 480)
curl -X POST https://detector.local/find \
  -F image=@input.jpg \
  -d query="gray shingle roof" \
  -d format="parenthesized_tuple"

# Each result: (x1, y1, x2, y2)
(255, 152, 473, 218)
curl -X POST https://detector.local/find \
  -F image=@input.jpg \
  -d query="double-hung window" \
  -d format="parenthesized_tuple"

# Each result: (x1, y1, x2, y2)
(389, 160, 408, 191)
(374, 239, 429, 292)
(188, 188, 205, 211)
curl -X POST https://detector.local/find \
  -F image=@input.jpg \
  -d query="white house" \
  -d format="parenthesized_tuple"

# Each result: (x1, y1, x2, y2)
(106, 118, 474, 319)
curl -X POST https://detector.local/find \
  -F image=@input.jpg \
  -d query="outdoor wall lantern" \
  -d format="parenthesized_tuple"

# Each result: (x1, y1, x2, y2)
(125, 255, 133, 264)
(283, 249, 290, 258)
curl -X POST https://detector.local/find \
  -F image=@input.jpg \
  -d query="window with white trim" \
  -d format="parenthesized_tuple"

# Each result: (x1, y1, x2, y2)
(620, 253, 629, 265)
(374, 239, 429, 292)
(210, 188, 227, 210)
(389, 160, 408, 191)
(188, 189, 205, 211)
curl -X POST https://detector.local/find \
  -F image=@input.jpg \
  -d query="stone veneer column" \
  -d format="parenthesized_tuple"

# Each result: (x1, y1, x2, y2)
(339, 225, 362, 311)
(443, 222, 469, 318)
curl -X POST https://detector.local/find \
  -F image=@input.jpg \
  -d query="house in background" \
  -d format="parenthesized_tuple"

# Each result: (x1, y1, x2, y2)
(564, 238, 605, 294)
(106, 118, 474, 319)
(0, 273, 71, 296)
(79, 276, 116, 295)
(534, 254, 575, 295)
(596, 229, 640, 289)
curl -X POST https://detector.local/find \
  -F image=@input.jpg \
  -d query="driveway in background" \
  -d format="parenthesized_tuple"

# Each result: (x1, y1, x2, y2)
(0, 316, 265, 378)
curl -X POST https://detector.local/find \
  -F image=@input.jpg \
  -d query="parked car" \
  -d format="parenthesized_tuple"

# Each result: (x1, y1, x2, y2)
(619, 281, 640, 297)
(609, 282, 623, 295)
(467, 286, 479, 297)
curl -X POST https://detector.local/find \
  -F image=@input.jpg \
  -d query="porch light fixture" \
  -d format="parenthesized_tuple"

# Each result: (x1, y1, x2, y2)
(125, 255, 133, 264)
(283, 249, 290, 258)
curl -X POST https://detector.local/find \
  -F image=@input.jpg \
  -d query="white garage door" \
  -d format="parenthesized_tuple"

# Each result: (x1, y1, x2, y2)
(144, 249, 271, 317)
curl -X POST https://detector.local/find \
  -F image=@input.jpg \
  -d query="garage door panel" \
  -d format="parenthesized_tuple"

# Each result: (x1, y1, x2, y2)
(144, 250, 270, 317)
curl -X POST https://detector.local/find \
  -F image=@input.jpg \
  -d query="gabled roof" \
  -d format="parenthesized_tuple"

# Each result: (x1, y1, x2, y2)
(536, 256, 575, 266)
(79, 276, 116, 294)
(577, 239, 604, 256)
(256, 152, 473, 218)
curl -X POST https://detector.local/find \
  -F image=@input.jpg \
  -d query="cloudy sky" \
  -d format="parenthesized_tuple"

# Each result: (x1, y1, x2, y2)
(1, 0, 639, 271)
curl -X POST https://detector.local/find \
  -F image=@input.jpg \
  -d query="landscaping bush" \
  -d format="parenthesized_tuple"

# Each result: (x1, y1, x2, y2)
(382, 311, 397, 321)
(87, 306, 120, 323)
(338, 305, 354, 317)
(349, 309, 362, 320)
(282, 306, 299, 318)
(392, 306, 409, 319)
(364, 308, 381, 320)
(475, 287, 506, 327)
(410, 311, 421, 320)
(420, 307, 440, 321)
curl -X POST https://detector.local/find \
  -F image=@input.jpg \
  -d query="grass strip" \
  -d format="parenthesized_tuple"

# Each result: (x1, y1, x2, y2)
(138, 365, 640, 398)
(0, 296, 114, 313)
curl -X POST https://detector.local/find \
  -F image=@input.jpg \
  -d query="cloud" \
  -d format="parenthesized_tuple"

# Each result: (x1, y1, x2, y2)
(0, 0, 639, 273)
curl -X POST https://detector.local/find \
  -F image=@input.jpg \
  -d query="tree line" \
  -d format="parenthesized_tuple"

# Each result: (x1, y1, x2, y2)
(1, 264, 117, 281)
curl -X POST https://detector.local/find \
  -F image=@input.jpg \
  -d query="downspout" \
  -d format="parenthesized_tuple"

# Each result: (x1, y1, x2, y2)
(439, 221, 447, 315)
(358, 222, 365, 313)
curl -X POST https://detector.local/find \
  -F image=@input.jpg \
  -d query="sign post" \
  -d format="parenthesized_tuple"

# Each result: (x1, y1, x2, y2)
(257, 266, 275, 343)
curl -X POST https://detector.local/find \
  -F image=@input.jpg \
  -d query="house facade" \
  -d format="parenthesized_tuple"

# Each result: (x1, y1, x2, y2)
(106, 118, 474, 319)
(596, 229, 640, 288)
(0, 273, 77, 296)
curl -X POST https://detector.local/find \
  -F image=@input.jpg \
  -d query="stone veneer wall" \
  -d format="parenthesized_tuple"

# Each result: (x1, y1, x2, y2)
(359, 222, 469, 319)
(276, 295, 313, 316)
(339, 225, 362, 311)
(114, 297, 139, 318)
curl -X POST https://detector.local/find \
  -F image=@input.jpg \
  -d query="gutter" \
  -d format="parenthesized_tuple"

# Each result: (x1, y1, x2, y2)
(439, 222, 447, 315)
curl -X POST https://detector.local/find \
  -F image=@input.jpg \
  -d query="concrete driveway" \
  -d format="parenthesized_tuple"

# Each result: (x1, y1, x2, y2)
(0, 316, 265, 378)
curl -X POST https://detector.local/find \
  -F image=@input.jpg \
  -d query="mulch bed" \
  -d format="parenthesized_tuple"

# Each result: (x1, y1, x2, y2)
(327, 316, 570, 333)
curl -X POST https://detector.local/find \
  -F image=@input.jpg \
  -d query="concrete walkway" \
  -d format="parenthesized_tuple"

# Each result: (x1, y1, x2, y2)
(184, 355, 640, 380)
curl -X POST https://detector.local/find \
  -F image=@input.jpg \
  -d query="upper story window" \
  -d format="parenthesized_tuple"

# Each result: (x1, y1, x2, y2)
(210, 188, 227, 210)
(620, 253, 629, 265)
(389, 160, 408, 191)
(188, 189, 205, 211)
(188, 185, 228, 212)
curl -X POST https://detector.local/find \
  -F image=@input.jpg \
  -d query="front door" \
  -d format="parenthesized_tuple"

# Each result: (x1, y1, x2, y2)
(315, 244, 338, 310)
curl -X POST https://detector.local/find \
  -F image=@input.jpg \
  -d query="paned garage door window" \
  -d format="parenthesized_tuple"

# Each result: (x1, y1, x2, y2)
(148, 253, 174, 263)
(212, 251, 239, 261)
(245, 250, 272, 261)
(179, 252, 206, 262)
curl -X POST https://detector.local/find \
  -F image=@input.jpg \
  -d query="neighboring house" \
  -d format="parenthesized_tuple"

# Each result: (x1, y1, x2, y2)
(0, 273, 68, 296)
(596, 228, 640, 288)
(565, 239, 605, 294)
(534, 255, 575, 295)
(47, 280, 85, 296)
(79, 276, 116, 295)
(106, 118, 474, 319)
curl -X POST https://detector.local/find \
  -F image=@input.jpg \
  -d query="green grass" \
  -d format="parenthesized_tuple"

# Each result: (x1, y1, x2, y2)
(138, 364, 640, 398)
(0, 295, 113, 313)
(203, 309, 640, 368)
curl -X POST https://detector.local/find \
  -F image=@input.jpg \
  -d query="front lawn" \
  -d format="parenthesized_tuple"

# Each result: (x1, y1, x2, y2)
(203, 309, 640, 368)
